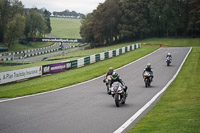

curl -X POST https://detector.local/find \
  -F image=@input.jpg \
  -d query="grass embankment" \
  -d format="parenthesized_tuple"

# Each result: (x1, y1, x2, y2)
(50, 17, 81, 38)
(0, 45, 159, 98)
(128, 46, 200, 132)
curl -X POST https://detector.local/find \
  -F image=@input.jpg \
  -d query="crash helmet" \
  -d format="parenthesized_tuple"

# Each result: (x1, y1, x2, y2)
(147, 63, 151, 68)
(167, 53, 171, 56)
(112, 72, 118, 80)
(109, 67, 113, 73)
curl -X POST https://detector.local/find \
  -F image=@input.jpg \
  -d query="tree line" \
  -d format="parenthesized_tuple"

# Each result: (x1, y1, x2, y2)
(80, 0, 200, 48)
(53, 10, 85, 18)
(0, 0, 52, 47)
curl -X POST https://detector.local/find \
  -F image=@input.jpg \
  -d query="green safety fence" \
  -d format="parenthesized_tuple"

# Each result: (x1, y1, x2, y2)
(119, 48, 122, 55)
(134, 44, 136, 49)
(125, 47, 128, 52)
(71, 60, 78, 69)
(95, 54, 100, 62)
(130, 45, 132, 51)
(84, 56, 90, 66)
(112, 50, 116, 57)
(104, 52, 109, 59)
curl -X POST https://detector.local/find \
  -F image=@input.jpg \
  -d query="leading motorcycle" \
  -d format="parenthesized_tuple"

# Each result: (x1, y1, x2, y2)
(110, 82, 127, 107)
(166, 57, 172, 66)
(143, 71, 152, 87)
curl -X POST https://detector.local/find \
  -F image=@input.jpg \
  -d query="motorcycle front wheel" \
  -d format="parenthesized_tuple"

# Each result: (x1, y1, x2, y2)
(121, 94, 126, 104)
(145, 79, 148, 88)
(114, 94, 120, 107)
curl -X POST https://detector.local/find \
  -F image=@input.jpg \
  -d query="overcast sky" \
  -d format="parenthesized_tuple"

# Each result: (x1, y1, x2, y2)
(20, 0, 105, 14)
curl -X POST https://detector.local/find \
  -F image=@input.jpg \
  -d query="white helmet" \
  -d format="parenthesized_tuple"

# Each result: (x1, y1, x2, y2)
(167, 53, 171, 55)
(109, 67, 113, 73)
(147, 63, 151, 68)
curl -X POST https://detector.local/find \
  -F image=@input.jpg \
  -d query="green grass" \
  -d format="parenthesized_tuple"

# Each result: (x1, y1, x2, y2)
(140, 37, 200, 47)
(128, 47, 200, 133)
(50, 17, 81, 38)
(0, 45, 159, 98)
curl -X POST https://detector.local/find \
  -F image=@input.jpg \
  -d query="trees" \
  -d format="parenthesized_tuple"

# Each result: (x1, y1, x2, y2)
(24, 8, 47, 37)
(53, 10, 85, 18)
(0, 0, 11, 42)
(80, 14, 95, 47)
(188, 0, 200, 37)
(0, 0, 52, 48)
(80, 0, 122, 47)
(5, 14, 25, 47)
(43, 9, 52, 33)
(0, 0, 24, 47)
(81, 0, 199, 47)
(119, 0, 150, 40)
(149, 0, 188, 37)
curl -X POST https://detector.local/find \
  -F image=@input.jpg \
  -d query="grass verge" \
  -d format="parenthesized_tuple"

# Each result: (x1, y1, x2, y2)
(128, 47, 200, 133)
(0, 45, 159, 98)
(50, 17, 81, 38)
(140, 38, 200, 47)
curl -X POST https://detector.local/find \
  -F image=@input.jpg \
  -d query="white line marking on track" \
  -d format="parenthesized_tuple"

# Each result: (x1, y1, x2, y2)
(0, 47, 161, 103)
(113, 47, 192, 133)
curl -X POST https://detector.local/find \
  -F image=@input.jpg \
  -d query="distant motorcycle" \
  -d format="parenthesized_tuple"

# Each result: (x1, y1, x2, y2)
(166, 57, 172, 66)
(143, 71, 152, 87)
(110, 82, 127, 107)
(103, 75, 112, 94)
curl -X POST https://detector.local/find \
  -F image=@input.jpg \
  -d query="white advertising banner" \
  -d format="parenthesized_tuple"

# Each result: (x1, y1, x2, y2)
(0, 66, 42, 85)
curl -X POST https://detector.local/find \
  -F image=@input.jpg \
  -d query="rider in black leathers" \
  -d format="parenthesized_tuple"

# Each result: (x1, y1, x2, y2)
(103, 67, 114, 83)
(143, 63, 154, 81)
(110, 72, 127, 93)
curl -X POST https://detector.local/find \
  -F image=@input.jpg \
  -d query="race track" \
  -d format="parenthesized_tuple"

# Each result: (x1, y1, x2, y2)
(0, 47, 191, 133)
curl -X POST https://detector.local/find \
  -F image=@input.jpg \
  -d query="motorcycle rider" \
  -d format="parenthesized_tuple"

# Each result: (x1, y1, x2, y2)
(166, 53, 172, 58)
(166, 53, 172, 61)
(103, 67, 114, 94)
(110, 72, 127, 93)
(143, 63, 154, 81)
(103, 67, 114, 82)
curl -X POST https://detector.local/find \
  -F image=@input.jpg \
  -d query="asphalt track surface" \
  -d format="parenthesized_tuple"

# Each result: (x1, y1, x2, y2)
(0, 47, 191, 133)
(16, 42, 76, 62)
